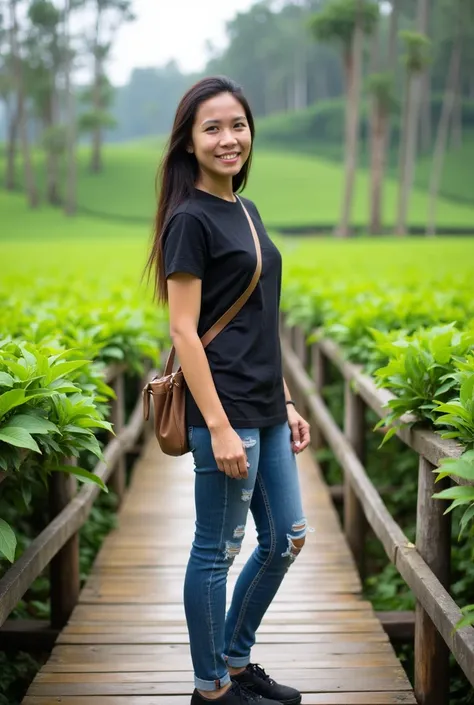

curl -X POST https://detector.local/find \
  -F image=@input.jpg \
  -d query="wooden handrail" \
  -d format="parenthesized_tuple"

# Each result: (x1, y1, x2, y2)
(317, 337, 469, 481)
(0, 364, 155, 631)
(281, 322, 474, 702)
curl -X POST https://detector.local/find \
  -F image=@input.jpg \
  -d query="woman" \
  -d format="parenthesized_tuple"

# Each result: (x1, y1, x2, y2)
(146, 76, 311, 705)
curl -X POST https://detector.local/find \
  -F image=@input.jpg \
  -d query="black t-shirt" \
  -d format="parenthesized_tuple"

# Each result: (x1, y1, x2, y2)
(162, 188, 287, 429)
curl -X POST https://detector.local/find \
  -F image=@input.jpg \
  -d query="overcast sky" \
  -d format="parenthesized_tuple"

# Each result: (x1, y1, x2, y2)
(107, 0, 258, 86)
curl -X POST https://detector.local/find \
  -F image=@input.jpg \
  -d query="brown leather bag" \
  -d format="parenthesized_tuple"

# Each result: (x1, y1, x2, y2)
(142, 197, 263, 456)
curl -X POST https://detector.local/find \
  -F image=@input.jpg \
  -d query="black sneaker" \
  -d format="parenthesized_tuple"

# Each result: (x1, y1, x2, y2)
(191, 680, 283, 704)
(231, 664, 301, 705)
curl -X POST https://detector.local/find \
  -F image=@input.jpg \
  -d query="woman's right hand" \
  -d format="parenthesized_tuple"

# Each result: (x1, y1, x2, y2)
(210, 426, 248, 479)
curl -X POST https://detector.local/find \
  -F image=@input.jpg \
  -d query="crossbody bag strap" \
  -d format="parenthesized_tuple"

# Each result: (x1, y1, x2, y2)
(162, 196, 262, 376)
(200, 196, 262, 349)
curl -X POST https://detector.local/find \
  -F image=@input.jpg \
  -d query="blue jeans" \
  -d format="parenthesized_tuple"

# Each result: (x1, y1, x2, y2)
(184, 422, 308, 692)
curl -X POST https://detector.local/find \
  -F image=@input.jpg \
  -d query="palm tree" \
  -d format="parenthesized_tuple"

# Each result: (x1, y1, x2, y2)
(395, 30, 430, 236)
(367, 74, 394, 234)
(367, 0, 398, 234)
(63, 0, 77, 215)
(427, 0, 465, 236)
(309, 0, 379, 238)
(9, 0, 39, 208)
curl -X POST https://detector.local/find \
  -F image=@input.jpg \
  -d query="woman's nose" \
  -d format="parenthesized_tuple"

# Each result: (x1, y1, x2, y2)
(220, 131, 238, 147)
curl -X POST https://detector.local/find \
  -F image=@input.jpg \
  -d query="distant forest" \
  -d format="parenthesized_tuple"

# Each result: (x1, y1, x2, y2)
(100, 0, 474, 142)
(1, 0, 473, 144)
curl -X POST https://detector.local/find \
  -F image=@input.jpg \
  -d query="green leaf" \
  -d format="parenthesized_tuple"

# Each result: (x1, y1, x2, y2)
(433, 485, 474, 502)
(435, 456, 474, 482)
(4, 414, 59, 435)
(0, 427, 41, 453)
(49, 360, 90, 382)
(73, 434, 103, 459)
(0, 372, 14, 388)
(51, 465, 108, 492)
(455, 612, 474, 630)
(0, 389, 26, 419)
(0, 519, 17, 563)
(459, 504, 474, 538)
(460, 374, 474, 408)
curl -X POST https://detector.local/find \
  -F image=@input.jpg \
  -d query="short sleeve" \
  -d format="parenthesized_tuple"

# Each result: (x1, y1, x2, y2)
(162, 212, 208, 280)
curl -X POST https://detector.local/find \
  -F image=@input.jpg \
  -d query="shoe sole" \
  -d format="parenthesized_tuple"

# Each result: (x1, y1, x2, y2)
(280, 697, 301, 705)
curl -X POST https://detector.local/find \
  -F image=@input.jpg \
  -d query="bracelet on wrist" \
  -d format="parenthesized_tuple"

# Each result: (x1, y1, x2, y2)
(286, 400, 296, 407)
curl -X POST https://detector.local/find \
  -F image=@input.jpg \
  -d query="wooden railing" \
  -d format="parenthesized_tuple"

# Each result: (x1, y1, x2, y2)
(0, 364, 153, 649)
(280, 318, 474, 705)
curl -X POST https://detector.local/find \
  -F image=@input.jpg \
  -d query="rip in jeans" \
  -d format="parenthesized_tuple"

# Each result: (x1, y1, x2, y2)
(281, 518, 311, 563)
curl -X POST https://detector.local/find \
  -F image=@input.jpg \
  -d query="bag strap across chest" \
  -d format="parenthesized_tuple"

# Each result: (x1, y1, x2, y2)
(162, 196, 262, 376)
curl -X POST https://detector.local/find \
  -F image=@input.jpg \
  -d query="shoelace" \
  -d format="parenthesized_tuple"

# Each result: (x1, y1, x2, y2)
(230, 680, 262, 702)
(249, 663, 275, 686)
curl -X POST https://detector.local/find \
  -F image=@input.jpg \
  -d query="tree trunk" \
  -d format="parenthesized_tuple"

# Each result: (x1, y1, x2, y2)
(64, 0, 77, 215)
(417, 0, 431, 153)
(369, 102, 388, 234)
(9, 0, 39, 209)
(419, 73, 431, 153)
(5, 100, 20, 190)
(46, 152, 61, 205)
(387, 1, 399, 72)
(46, 83, 61, 205)
(368, 19, 383, 234)
(427, 19, 462, 236)
(90, 4, 103, 173)
(336, 9, 363, 239)
(450, 81, 463, 150)
(396, 71, 421, 236)
(293, 50, 307, 111)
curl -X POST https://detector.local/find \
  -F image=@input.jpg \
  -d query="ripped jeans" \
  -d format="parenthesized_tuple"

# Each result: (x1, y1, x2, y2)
(184, 423, 308, 692)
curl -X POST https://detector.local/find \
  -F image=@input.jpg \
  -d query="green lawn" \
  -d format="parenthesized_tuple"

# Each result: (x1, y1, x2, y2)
(2, 189, 474, 293)
(0, 191, 150, 290)
(2, 138, 474, 229)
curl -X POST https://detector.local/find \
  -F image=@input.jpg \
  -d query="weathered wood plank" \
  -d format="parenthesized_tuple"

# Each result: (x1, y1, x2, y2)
(343, 380, 368, 578)
(49, 461, 79, 629)
(414, 456, 451, 705)
(23, 693, 417, 705)
(28, 669, 412, 695)
(108, 373, 126, 504)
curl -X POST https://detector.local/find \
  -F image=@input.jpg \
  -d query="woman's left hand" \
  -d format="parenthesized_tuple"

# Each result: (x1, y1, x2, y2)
(287, 405, 311, 454)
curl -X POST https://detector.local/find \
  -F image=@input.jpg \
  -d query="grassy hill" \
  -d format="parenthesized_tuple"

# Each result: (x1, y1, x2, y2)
(1, 138, 474, 231)
(2, 189, 474, 290)
(255, 98, 474, 209)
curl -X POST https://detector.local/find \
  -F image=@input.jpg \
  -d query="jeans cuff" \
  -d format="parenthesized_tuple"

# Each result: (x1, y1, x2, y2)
(225, 654, 251, 668)
(195, 672, 231, 691)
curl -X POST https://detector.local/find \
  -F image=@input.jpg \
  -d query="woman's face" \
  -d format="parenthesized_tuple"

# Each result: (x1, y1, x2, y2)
(190, 92, 252, 184)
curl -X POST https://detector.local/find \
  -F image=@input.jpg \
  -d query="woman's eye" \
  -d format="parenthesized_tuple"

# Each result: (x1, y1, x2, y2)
(235, 122, 246, 128)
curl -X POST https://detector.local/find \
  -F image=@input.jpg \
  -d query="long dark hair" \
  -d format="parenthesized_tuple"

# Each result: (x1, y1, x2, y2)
(145, 76, 255, 303)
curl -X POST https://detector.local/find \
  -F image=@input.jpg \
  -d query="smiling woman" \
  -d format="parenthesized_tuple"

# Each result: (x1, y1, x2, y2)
(189, 94, 252, 178)
(143, 76, 309, 705)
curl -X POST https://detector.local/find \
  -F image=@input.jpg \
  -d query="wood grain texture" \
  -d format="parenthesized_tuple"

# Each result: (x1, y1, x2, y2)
(22, 436, 414, 702)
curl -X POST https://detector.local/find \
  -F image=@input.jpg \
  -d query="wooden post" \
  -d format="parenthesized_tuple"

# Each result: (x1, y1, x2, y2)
(108, 372, 126, 505)
(343, 380, 368, 578)
(310, 343, 328, 469)
(141, 360, 156, 443)
(414, 456, 451, 705)
(293, 326, 309, 414)
(49, 459, 79, 629)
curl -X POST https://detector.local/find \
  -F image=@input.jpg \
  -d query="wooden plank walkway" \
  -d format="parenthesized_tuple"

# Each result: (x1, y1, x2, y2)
(22, 437, 416, 705)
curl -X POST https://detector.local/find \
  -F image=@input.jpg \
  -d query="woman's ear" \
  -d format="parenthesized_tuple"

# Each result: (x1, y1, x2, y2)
(187, 145, 194, 154)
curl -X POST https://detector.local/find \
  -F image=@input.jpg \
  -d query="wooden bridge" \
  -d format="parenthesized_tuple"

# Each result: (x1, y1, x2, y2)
(1, 325, 474, 704)
(21, 439, 414, 704)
